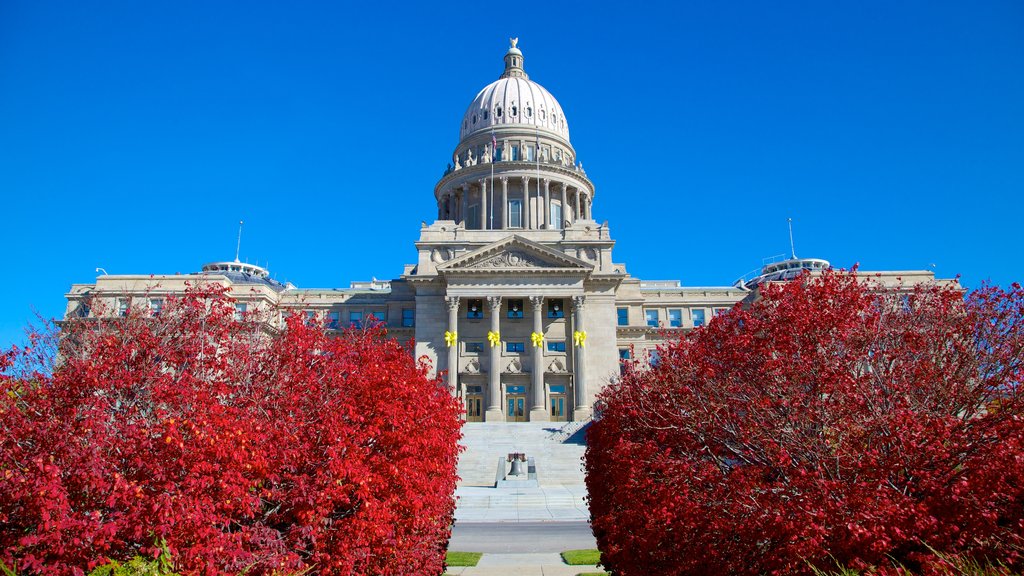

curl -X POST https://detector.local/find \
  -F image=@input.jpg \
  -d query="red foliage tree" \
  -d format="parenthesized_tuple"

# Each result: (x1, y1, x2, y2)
(0, 285, 463, 575)
(586, 271, 1024, 575)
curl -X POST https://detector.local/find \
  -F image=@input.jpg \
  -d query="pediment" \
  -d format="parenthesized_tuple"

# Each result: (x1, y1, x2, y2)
(437, 235, 594, 274)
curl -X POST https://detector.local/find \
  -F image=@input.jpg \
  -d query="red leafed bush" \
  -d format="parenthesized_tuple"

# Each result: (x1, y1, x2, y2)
(0, 285, 463, 575)
(586, 271, 1024, 575)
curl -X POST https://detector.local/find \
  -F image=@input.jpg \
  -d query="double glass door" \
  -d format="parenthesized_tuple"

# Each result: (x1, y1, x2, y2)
(550, 394, 567, 421)
(506, 385, 527, 422)
(550, 384, 568, 422)
(465, 385, 484, 422)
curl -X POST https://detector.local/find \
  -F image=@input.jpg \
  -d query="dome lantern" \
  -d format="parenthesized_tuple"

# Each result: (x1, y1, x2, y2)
(501, 37, 528, 79)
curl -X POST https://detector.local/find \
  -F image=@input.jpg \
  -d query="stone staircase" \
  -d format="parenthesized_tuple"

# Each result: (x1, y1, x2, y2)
(457, 421, 589, 487)
(454, 421, 592, 522)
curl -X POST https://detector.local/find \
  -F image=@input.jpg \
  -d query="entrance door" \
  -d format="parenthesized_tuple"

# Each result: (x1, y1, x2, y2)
(550, 394, 567, 421)
(506, 395, 526, 421)
(466, 395, 484, 422)
(550, 385, 568, 422)
(506, 385, 527, 422)
(465, 385, 484, 422)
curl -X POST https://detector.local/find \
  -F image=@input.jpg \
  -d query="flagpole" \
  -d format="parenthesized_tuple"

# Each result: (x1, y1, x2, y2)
(490, 131, 496, 229)
(535, 125, 541, 228)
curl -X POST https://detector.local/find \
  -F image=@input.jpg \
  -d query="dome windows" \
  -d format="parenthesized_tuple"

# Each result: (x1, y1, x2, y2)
(483, 110, 489, 120)
(540, 109, 546, 121)
(472, 114, 477, 125)
(496, 106, 503, 118)
(511, 105, 518, 117)
(526, 105, 532, 118)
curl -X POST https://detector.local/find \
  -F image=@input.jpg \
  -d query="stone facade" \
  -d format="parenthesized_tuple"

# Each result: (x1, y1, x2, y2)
(63, 40, 944, 423)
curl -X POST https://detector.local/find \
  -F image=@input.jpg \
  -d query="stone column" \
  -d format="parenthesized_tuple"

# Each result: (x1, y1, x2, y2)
(461, 183, 469, 225)
(479, 178, 488, 230)
(543, 179, 551, 229)
(575, 189, 581, 222)
(529, 296, 548, 421)
(572, 295, 590, 419)
(446, 296, 459, 396)
(500, 177, 508, 229)
(521, 176, 531, 229)
(485, 296, 503, 421)
(560, 185, 568, 228)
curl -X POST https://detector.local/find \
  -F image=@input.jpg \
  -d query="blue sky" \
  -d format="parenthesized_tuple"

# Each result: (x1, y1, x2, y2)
(1, 1, 1022, 349)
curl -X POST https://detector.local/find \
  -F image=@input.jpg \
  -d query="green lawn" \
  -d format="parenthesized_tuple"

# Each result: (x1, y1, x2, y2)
(561, 549, 602, 565)
(445, 551, 482, 567)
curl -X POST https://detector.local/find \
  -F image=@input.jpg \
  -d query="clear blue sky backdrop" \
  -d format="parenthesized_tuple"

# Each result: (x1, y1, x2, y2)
(1, 1, 1022, 349)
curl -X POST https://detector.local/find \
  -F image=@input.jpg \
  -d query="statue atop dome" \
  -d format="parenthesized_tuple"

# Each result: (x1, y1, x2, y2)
(510, 37, 518, 49)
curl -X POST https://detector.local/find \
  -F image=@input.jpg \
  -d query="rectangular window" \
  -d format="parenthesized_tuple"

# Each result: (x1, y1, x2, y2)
(328, 311, 340, 329)
(467, 204, 480, 229)
(149, 298, 164, 317)
(494, 147, 502, 162)
(714, 307, 729, 317)
(619, 348, 631, 360)
(401, 308, 415, 327)
(645, 309, 659, 327)
(76, 303, 90, 318)
(506, 342, 525, 353)
(508, 199, 522, 228)
(668, 309, 682, 327)
(551, 203, 563, 229)
(525, 146, 535, 161)
(649, 349, 661, 367)
(547, 299, 565, 319)
(507, 299, 524, 319)
(692, 309, 706, 328)
(617, 307, 628, 326)
(305, 311, 316, 325)
(117, 298, 128, 317)
(235, 303, 248, 321)
(367, 310, 385, 324)
(467, 298, 484, 319)
(511, 145, 520, 161)
(349, 311, 363, 328)
(546, 341, 566, 352)
(466, 341, 484, 354)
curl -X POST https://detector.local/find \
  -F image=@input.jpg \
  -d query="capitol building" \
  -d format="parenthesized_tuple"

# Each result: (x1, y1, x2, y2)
(64, 39, 940, 423)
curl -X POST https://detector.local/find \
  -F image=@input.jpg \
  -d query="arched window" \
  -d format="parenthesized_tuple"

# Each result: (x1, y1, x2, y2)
(483, 110, 489, 120)
(511, 105, 518, 117)
(496, 106, 503, 118)
(472, 114, 477, 124)
(526, 106, 532, 118)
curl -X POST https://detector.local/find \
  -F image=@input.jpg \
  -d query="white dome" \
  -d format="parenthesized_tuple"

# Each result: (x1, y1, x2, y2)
(459, 42, 570, 142)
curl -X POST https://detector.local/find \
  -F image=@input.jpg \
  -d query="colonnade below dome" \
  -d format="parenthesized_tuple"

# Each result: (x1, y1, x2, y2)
(438, 175, 592, 230)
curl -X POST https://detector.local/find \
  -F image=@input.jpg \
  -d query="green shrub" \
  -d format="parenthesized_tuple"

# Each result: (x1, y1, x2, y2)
(87, 542, 178, 576)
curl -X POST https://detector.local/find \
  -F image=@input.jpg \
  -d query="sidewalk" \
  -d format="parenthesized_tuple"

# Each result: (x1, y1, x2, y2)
(446, 553, 603, 576)
(454, 484, 589, 522)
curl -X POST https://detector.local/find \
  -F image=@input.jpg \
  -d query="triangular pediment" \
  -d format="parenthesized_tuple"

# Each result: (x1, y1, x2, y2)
(437, 235, 594, 274)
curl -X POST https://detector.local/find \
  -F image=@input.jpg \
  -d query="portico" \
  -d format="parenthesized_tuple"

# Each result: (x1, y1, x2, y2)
(434, 236, 596, 422)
